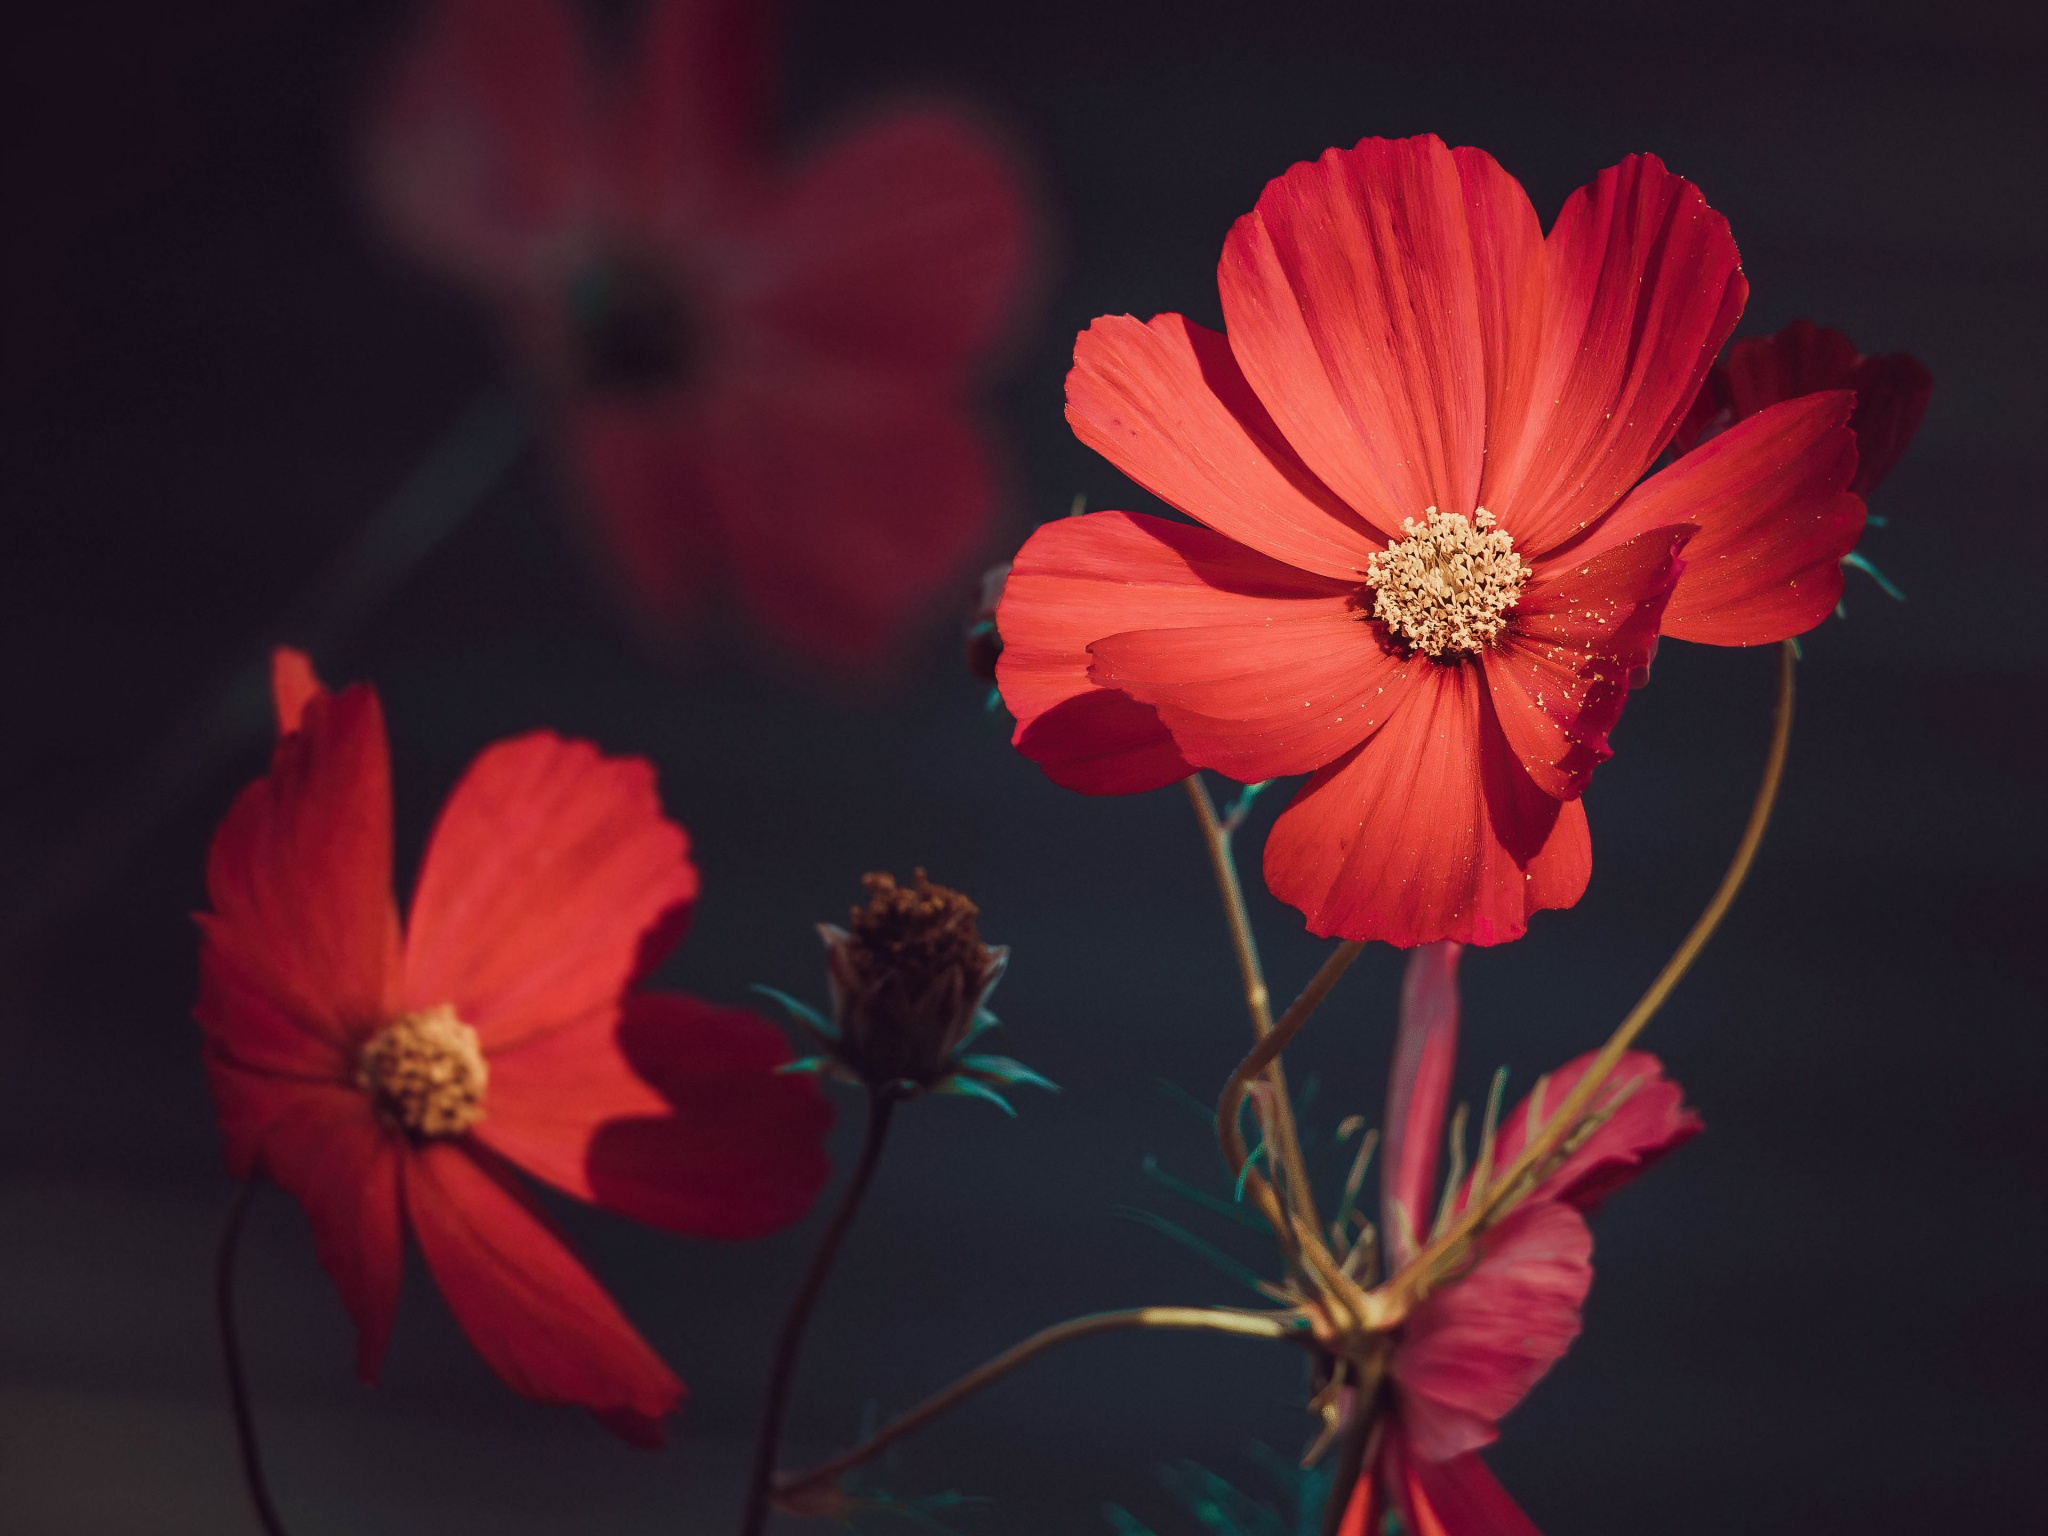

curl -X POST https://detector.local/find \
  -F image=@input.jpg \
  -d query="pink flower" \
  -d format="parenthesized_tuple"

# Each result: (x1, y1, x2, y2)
(1338, 943, 1700, 1532)
(365, 0, 1032, 670)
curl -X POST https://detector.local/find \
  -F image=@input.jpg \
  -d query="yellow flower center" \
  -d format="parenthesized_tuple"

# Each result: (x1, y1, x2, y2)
(357, 1004, 488, 1138)
(1365, 507, 1529, 658)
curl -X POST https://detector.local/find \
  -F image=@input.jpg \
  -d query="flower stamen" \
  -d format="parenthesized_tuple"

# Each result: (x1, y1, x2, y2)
(1365, 507, 1528, 658)
(358, 1004, 488, 1138)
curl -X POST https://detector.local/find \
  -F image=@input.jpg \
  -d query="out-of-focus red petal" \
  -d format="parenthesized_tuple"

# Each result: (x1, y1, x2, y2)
(1087, 602, 1409, 781)
(1461, 1049, 1701, 1214)
(1066, 312, 1382, 579)
(605, 0, 770, 220)
(1011, 690, 1191, 796)
(1588, 392, 1863, 645)
(1260, 666, 1589, 947)
(480, 994, 832, 1239)
(568, 399, 717, 631)
(698, 373, 997, 669)
(403, 732, 697, 1049)
(1485, 155, 1746, 557)
(1383, 942, 1463, 1268)
(743, 107, 1030, 378)
(270, 648, 323, 737)
(1409, 1451, 1546, 1533)
(1485, 526, 1686, 798)
(201, 684, 402, 1049)
(1394, 1198, 1592, 1461)
(207, 1068, 403, 1382)
(1218, 135, 1499, 539)
(996, 510, 1346, 794)
(404, 1142, 684, 1443)
(364, 0, 594, 292)
(1339, 1427, 1540, 1536)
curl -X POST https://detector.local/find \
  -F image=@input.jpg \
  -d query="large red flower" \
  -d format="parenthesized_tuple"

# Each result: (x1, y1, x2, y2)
(997, 136, 1862, 946)
(196, 649, 832, 1443)
(1673, 318, 1932, 497)
(365, 0, 1032, 669)
(1338, 943, 1700, 1534)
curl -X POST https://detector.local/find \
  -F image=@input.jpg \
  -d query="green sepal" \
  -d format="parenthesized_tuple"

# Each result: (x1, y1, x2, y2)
(935, 1075, 1018, 1116)
(955, 1053, 1059, 1093)
(749, 984, 838, 1040)
(776, 1056, 832, 1076)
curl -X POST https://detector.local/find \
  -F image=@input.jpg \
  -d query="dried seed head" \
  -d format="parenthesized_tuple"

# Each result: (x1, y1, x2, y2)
(823, 870, 1004, 1092)
(1365, 508, 1528, 658)
(357, 1004, 488, 1138)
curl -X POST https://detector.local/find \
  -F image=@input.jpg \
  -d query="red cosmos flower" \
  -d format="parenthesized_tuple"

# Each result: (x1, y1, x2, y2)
(1338, 943, 1701, 1535)
(196, 649, 831, 1443)
(996, 135, 1863, 946)
(1673, 319, 1933, 498)
(366, 0, 1031, 669)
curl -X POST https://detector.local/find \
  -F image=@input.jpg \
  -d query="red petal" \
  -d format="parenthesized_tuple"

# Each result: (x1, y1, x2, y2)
(743, 107, 1031, 377)
(201, 684, 401, 1050)
(1340, 1429, 1541, 1536)
(1485, 156, 1746, 556)
(1587, 392, 1864, 645)
(479, 994, 832, 1239)
(1065, 312, 1382, 579)
(568, 398, 717, 632)
(1394, 1199, 1592, 1460)
(1383, 942, 1463, 1268)
(270, 648, 323, 737)
(698, 374, 997, 669)
(207, 1069, 403, 1382)
(1218, 136, 1503, 537)
(1086, 602, 1410, 781)
(403, 733, 698, 1048)
(996, 511, 1348, 794)
(605, 0, 770, 217)
(1485, 526, 1686, 798)
(1843, 351, 1933, 497)
(1260, 666, 1590, 946)
(1409, 1452, 1546, 1534)
(364, 0, 594, 291)
(1461, 1049, 1701, 1215)
(404, 1142, 684, 1441)
(1011, 690, 1191, 796)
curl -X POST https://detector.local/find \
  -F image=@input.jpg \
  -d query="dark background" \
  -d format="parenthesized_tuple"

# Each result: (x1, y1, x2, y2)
(2, 1, 2042, 1531)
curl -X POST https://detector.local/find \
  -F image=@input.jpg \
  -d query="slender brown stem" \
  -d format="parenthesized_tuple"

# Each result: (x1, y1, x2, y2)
(1216, 939, 1366, 1187)
(773, 1306, 1305, 1504)
(216, 1179, 290, 1536)
(1184, 776, 1321, 1238)
(1388, 641, 1798, 1310)
(740, 1090, 898, 1536)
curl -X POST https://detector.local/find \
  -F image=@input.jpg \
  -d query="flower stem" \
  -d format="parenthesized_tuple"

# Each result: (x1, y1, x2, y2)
(740, 1088, 899, 1536)
(1388, 640, 1798, 1311)
(216, 1179, 290, 1536)
(771, 1305, 1306, 1506)
(1184, 776, 1322, 1243)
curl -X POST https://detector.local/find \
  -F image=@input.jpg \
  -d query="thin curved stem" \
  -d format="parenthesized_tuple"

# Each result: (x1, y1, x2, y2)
(773, 1306, 1306, 1505)
(1215, 939, 1366, 1187)
(1388, 640, 1798, 1310)
(1185, 776, 1321, 1240)
(216, 1179, 290, 1536)
(740, 1090, 898, 1536)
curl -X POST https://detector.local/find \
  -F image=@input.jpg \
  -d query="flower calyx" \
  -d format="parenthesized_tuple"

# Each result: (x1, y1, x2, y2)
(757, 870, 1055, 1112)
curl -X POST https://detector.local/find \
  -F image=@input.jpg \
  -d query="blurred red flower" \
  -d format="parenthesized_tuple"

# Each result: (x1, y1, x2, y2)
(1339, 943, 1700, 1534)
(998, 136, 1862, 946)
(1673, 318, 1932, 497)
(365, 0, 1032, 670)
(195, 649, 831, 1443)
